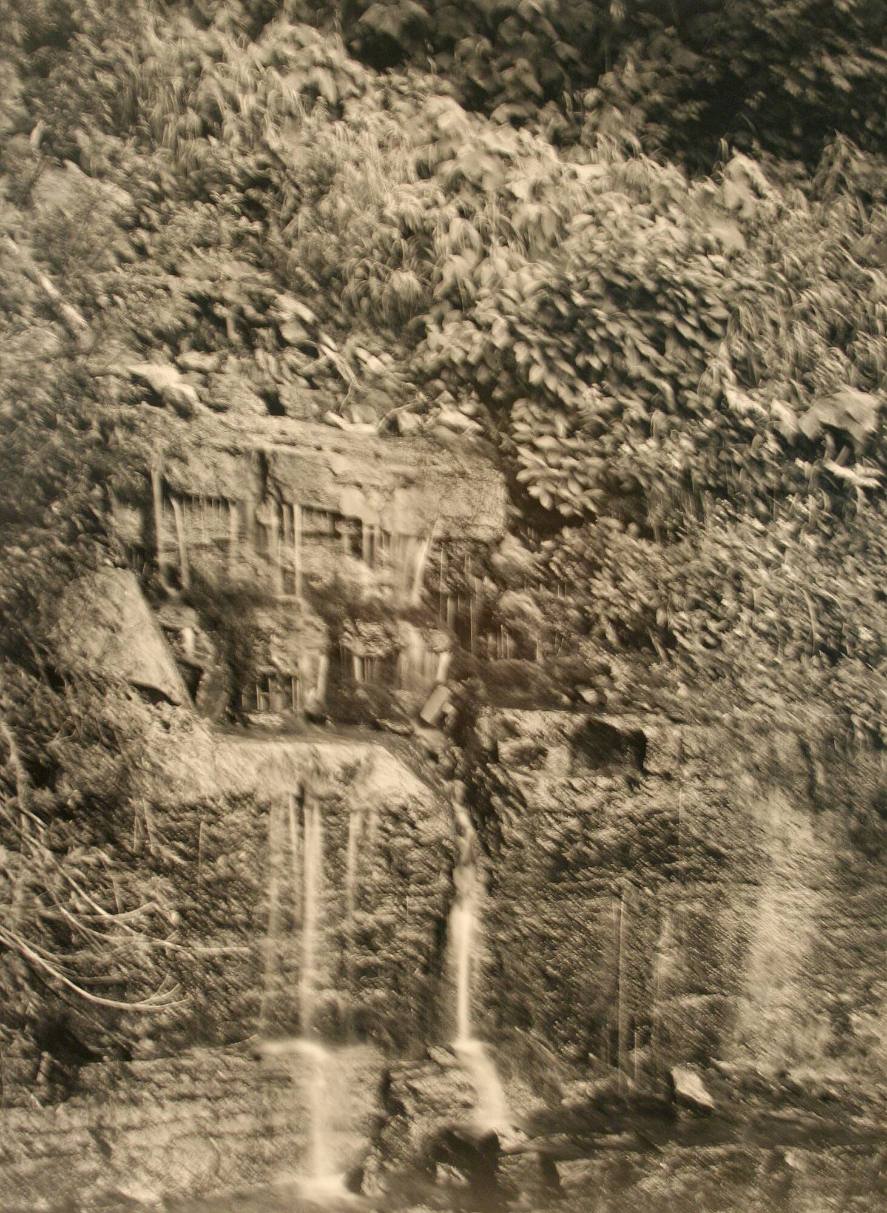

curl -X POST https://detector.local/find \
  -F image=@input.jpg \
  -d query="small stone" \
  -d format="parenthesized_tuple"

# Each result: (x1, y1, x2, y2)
(392, 410, 424, 436)
(670, 1064, 715, 1113)
(427, 1045, 457, 1068)
(377, 718, 413, 736)
(279, 319, 310, 346)
(577, 687, 604, 707)
(128, 362, 201, 416)
(323, 410, 375, 433)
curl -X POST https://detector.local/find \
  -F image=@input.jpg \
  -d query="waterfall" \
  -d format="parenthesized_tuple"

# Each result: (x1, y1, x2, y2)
(410, 531, 434, 606)
(259, 787, 353, 1202)
(299, 793, 322, 1033)
(287, 794, 301, 931)
(449, 785, 510, 1133)
(343, 804, 364, 1040)
(292, 790, 352, 1202)
(269, 501, 283, 594)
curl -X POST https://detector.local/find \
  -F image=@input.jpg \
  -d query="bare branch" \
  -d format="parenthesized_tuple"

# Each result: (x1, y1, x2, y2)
(0, 926, 186, 1011)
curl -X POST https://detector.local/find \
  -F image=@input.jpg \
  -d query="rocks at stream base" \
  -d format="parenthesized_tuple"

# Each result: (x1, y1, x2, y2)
(54, 568, 189, 705)
(363, 1051, 505, 1204)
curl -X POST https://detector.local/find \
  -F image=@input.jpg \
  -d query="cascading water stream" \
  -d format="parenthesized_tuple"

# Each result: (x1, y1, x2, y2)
(253, 788, 351, 1205)
(448, 786, 510, 1133)
(299, 794, 322, 1035)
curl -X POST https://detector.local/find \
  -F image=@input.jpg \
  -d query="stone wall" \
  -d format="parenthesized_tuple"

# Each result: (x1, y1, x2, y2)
(114, 413, 506, 602)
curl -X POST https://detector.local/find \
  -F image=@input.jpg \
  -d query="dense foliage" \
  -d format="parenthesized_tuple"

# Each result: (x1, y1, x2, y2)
(0, 0, 884, 1073)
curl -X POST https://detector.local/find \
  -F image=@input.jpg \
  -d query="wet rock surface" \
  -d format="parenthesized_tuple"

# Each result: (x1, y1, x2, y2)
(3, 642, 884, 1213)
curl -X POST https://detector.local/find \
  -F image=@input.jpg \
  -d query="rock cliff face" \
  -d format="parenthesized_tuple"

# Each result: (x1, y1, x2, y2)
(113, 412, 505, 605)
(35, 415, 887, 1093)
(138, 731, 456, 1053)
(0, 1046, 384, 1210)
(111, 411, 507, 721)
(4, 409, 884, 1213)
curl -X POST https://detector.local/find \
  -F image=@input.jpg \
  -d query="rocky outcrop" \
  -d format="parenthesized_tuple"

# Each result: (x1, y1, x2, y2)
(54, 568, 188, 704)
(110, 409, 506, 722)
(112, 412, 506, 571)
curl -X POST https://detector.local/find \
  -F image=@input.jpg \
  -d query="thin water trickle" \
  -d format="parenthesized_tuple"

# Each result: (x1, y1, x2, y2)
(343, 803, 364, 1038)
(288, 794, 301, 931)
(344, 805, 363, 925)
(448, 790, 511, 1133)
(300, 793, 323, 1035)
(260, 800, 286, 1033)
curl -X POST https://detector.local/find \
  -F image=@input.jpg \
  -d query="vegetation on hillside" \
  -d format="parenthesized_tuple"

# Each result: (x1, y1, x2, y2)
(0, 0, 884, 1072)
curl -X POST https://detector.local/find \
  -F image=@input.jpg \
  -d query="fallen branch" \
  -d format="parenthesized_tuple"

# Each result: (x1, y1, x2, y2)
(2, 236, 93, 352)
(51, 908, 248, 955)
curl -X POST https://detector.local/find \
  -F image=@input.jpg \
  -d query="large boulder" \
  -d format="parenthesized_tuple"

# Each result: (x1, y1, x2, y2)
(55, 569, 188, 705)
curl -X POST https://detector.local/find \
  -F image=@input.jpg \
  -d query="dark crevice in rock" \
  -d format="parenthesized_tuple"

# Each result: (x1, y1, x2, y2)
(571, 718, 646, 774)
